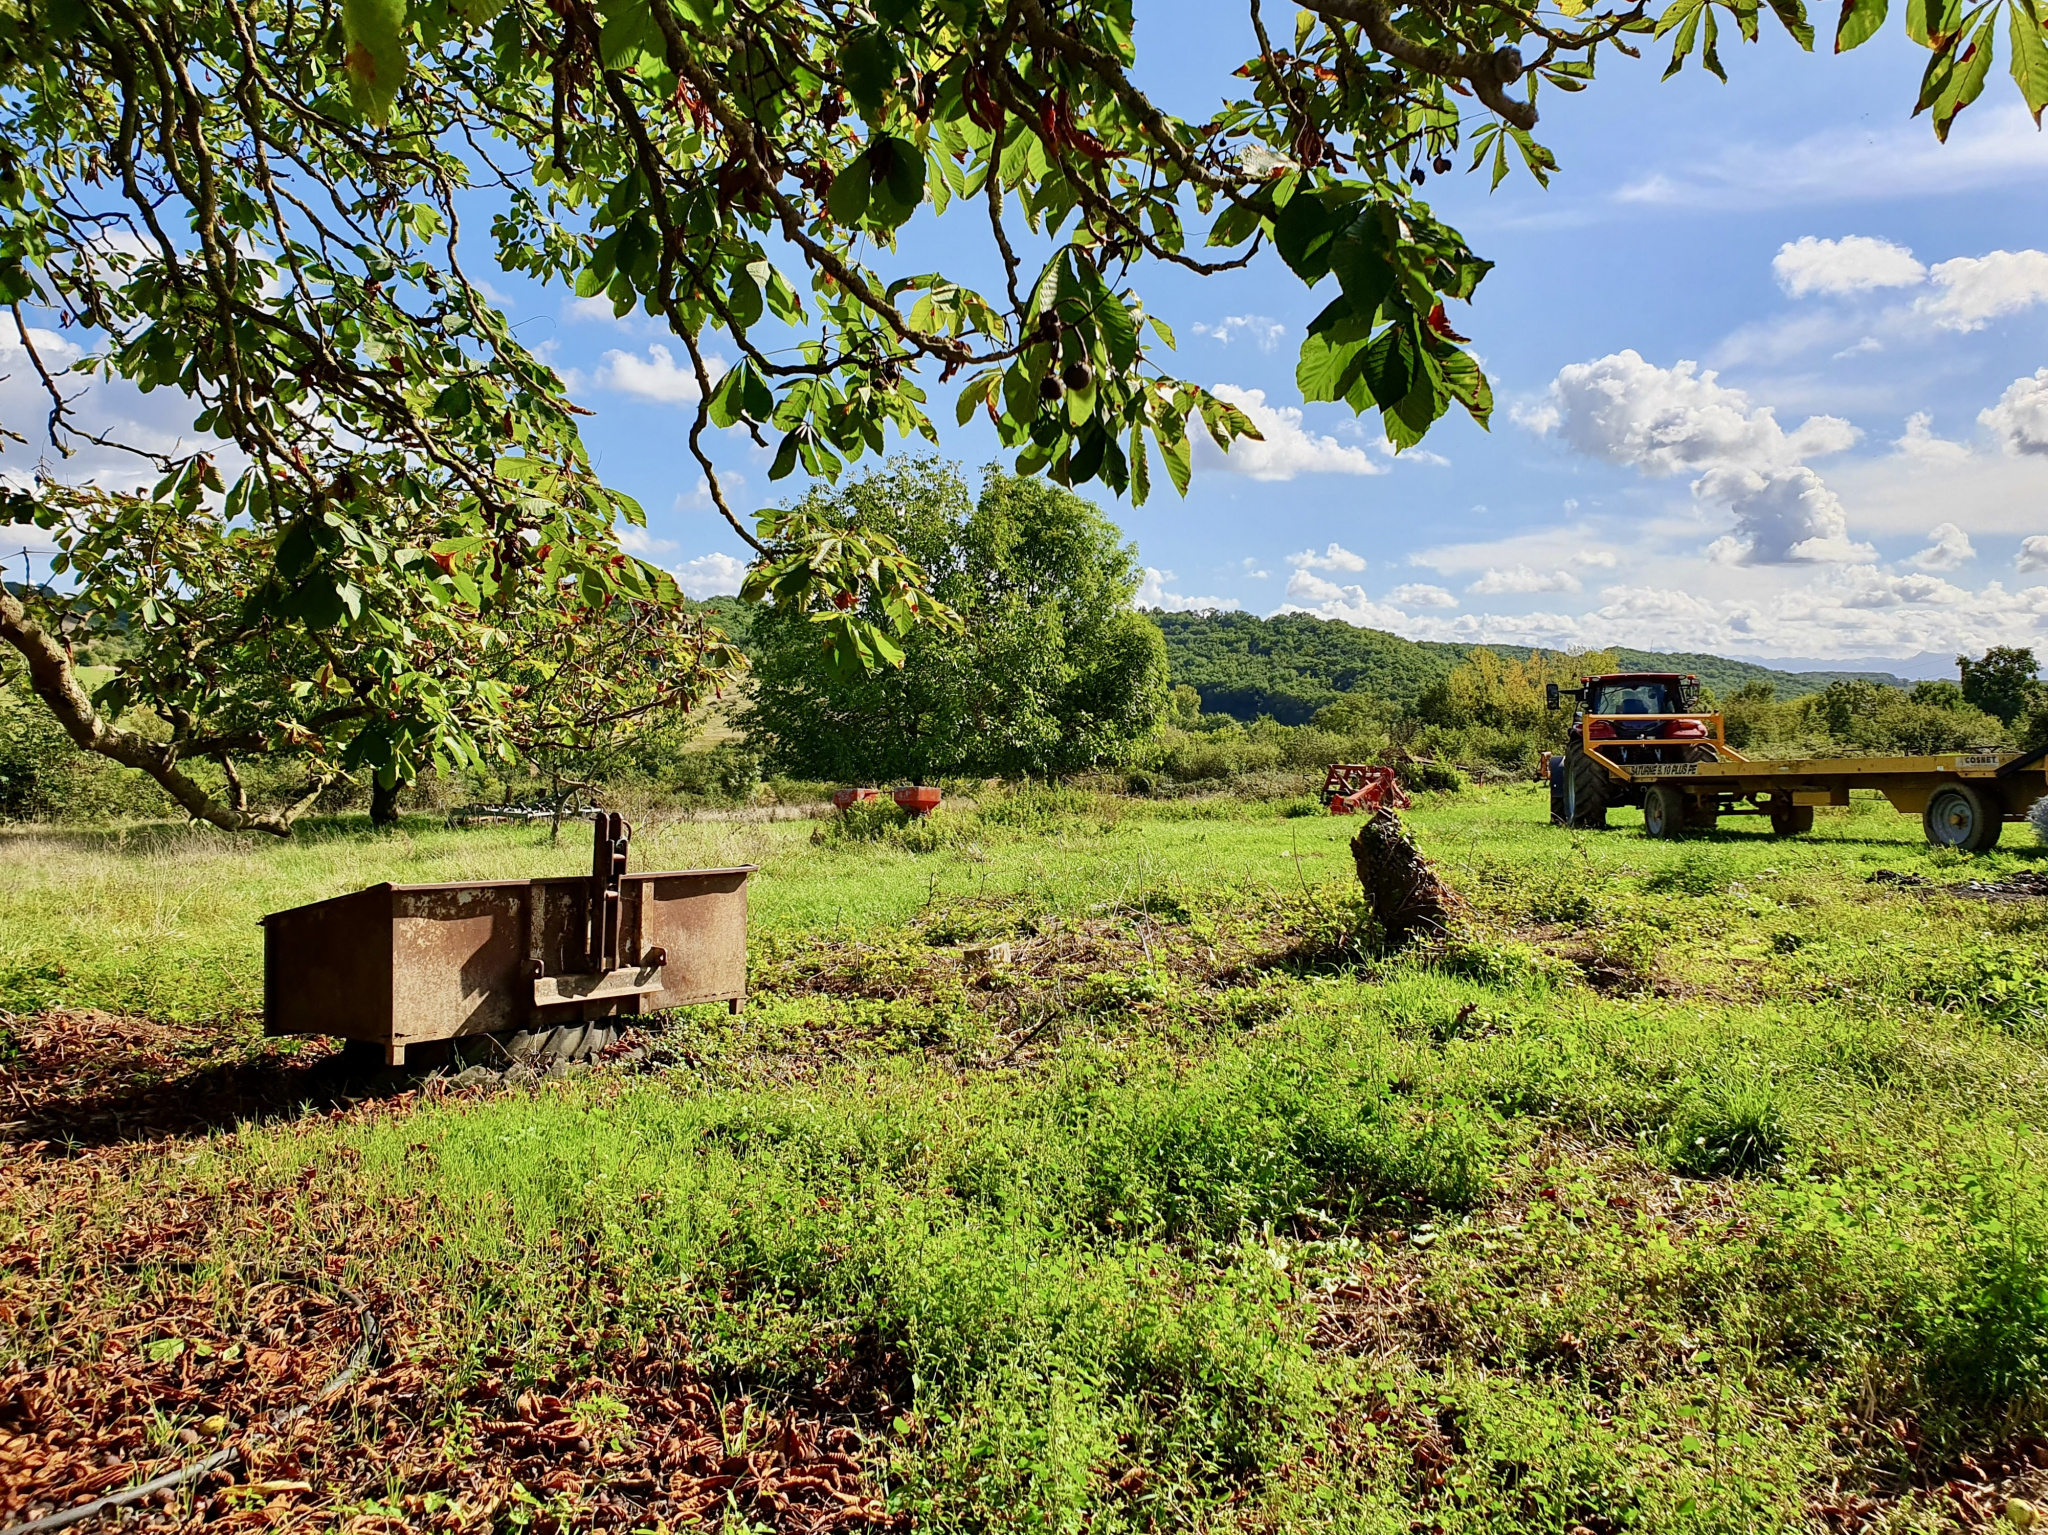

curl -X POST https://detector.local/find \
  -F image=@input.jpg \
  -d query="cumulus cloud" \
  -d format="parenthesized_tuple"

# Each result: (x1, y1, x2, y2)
(1773, 236, 1926, 297)
(1201, 385, 1383, 480)
(2019, 536, 2048, 574)
(1981, 368, 2048, 455)
(1612, 104, 2048, 211)
(579, 343, 727, 404)
(1916, 250, 2048, 331)
(671, 551, 749, 599)
(0, 326, 219, 493)
(1190, 315, 1288, 351)
(1573, 549, 1619, 569)
(1279, 570, 1416, 630)
(1466, 565, 1582, 595)
(1893, 413, 1975, 464)
(1386, 583, 1458, 609)
(1287, 542, 1368, 573)
(1523, 350, 1869, 565)
(1290, 565, 2048, 661)
(1137, 569, 1241, 612)
(1909, 522, 1976, 571)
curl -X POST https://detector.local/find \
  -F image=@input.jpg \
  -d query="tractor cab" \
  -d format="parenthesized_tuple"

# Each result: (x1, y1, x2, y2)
(1548, 672, 1712, 758)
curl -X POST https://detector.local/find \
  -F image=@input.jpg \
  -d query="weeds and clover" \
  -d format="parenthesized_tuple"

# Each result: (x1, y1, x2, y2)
(1, 783, 2046, 1530)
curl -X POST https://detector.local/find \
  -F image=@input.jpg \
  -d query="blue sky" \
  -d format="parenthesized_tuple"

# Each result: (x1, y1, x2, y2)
(6, 3, 2044, 671)
(565, 4, 2048, 671)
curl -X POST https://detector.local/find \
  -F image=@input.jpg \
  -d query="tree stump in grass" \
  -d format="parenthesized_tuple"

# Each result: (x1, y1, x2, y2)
(1350, 808, 1461, 946)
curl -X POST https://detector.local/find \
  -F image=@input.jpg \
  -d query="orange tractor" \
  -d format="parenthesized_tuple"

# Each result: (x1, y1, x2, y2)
(1547, 670, 2046, 849)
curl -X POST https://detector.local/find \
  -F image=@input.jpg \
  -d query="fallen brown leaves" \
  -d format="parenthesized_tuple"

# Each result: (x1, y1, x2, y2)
(0, 1010, 352, 1150)
(0, 1016, 904, 1532)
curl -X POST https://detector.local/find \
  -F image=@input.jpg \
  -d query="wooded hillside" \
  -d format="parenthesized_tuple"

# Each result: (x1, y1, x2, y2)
(1144, 610, 1914, 723)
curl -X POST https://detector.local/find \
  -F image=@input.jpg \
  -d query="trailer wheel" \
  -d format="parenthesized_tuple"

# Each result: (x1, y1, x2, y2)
(1566, 747, 1610, 829)
(1924, 784, 2002, 853)
(1769, 802, 1814, 837)
(1643, 785, 1686, 839)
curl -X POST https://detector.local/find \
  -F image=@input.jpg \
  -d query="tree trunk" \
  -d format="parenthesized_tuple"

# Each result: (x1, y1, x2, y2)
(1349, 808, 1461, 947)
(370, 777, 402, 826)
(1, 584, 330, 835)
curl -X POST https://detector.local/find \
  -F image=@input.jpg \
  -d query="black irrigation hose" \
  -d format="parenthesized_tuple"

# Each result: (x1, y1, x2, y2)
(0, 1307, 383, 1535)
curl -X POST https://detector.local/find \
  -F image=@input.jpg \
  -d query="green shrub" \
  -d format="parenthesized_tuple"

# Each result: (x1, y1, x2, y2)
(1662, 1076, 1789, 1177)
(1912, 938, 2048, 1038)
(1644, 850, 1728, 897)
(1917, 1145, 2048, 1404)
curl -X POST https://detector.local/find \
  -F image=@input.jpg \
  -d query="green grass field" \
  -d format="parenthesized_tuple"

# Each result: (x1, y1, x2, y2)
(3, 787, 2045, 1531)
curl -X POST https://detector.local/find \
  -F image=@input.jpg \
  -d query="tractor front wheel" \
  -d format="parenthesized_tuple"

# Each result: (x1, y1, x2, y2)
(1643, 785, 1686, 840)
(1923, 784, 2002, 853)
(1566, 748, 1610, 830)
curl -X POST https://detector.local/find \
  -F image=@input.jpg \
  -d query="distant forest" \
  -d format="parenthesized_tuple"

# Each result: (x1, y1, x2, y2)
(683, 595, 1917, 727)
(1142, 610, 1912, 725)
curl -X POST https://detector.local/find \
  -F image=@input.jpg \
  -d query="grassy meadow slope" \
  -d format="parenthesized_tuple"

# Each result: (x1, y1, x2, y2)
(2, 788, 2045, 1530)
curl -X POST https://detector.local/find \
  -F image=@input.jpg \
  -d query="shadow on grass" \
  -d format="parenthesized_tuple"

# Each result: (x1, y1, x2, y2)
(0, 811, 473, 859)
(0, 1010, 414, 1151)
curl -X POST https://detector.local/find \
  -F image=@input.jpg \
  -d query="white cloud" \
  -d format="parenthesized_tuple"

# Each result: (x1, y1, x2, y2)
(1137, 568, 1241, 612)
(616, 526, 677, 557)
(1524, 350, 1869, 565)
(1916, 250, 2048, 331)
(1981, 368, 2048, 455)
(1613, 104, 2048, 211)
(1239, 558, 1271, 579)
(1893, 413, 1975, 464)
(1387, 583, 1458, 609)
(1908, 522, 1976, 571)
(1287, 542, 1368, 573)
(0, 325, 222, 493)
(1774, 236, 1926, 297)
(1279, 570, 1416, 630)
(1190, 315, 1288, 352)
(1200, 385, 1383, 481)
(1466, 565, 1582, 595)
(2019, 536, 2048, 574)
(580, 343, 727, 405)
(1295, 565, 2048, 661)
(1573, 549, 1619, 569)
(675, 470, 748, 511)
(672, 552, 749, 599)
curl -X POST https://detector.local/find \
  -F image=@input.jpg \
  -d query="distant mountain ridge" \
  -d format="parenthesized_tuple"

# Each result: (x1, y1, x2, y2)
(1145, 610, 1915, 725)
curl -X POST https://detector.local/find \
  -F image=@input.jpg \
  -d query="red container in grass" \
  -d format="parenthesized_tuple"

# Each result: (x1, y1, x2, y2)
(893, 785, 943, 816)
(832, 787, 882, 810)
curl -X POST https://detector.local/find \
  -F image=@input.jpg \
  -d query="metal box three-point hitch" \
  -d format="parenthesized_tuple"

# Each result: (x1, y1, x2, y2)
(260, 813, 753, 1066)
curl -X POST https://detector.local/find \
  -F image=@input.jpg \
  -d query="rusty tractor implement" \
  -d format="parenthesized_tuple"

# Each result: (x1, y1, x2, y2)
(1546, 672, 2048, 850)
(1322, 764, 1413, 816)
(262, 813, 753, 1065)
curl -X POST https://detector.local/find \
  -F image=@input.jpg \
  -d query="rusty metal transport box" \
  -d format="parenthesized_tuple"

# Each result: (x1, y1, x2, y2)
(261, 866, 753, 1063)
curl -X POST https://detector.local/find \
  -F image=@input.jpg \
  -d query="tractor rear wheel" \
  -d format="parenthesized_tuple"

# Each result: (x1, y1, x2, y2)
(1566, 747, 1610, 829)
(1769, 801, 1814, 838)
(1923, 784, 2002, 853)
(1643, 785, 1686, 839)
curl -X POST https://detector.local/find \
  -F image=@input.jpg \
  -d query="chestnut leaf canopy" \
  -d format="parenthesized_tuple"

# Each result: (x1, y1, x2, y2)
(0, 0, 2016, 831)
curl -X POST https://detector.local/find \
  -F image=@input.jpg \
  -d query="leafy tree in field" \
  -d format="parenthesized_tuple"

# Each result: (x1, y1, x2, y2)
(742, 460, 1166, 782)
(1417, 646, 1619, 744)
(0, 0, 2021, 830)
(1960, 647, 2043, 727)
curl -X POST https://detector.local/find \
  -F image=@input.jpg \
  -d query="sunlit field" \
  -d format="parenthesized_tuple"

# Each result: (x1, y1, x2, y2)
(3, 785, 2045, 1531)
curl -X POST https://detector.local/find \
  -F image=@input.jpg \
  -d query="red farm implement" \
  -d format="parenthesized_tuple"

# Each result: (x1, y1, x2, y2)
(1321, 764, 1412, 816)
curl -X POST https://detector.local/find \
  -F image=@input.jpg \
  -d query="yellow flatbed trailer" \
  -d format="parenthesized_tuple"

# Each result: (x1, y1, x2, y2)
(1577, 714, 2047, 850)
